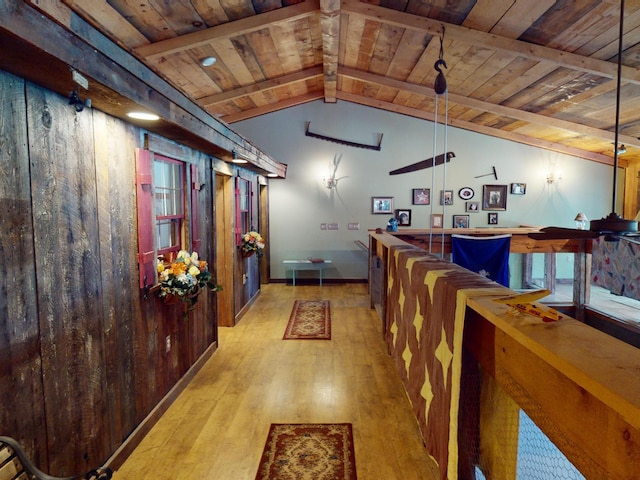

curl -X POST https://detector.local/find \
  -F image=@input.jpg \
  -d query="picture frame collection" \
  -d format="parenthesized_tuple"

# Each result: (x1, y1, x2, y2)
(375, 181, 526, 229)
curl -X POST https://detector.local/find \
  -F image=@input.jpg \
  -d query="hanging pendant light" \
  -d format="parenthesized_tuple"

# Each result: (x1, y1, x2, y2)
(590, 0, 638, 234)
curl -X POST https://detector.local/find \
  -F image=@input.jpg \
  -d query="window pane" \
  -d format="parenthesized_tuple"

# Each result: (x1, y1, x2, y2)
(157, 219, 180, 251)
(154, 156, 185, 256)
(154, 160, 182, 216)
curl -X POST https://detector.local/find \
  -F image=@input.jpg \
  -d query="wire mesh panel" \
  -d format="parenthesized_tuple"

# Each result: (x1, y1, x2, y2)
(460, 359, 585, 480)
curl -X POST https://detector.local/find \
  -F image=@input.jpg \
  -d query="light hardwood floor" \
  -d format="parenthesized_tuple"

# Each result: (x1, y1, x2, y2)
(112, 283, 439, 480)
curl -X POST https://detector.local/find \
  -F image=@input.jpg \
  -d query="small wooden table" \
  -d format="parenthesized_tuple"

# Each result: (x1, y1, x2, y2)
(283, 259, 332, 286)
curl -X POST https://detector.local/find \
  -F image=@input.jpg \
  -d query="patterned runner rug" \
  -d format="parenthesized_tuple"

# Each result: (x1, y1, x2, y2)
(255, 423, 357, 480)
(283, 300, 331, 340)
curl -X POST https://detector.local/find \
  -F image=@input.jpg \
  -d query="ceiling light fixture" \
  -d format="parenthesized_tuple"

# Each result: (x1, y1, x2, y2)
(201, 56, 216, 67)
(232, 150, 248, 164)
(127, 111, 160, 121)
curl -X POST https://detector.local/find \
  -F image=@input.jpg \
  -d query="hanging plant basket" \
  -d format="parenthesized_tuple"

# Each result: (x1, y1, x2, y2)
(159, 286, 202, 306)
(161, 294, 181, 305)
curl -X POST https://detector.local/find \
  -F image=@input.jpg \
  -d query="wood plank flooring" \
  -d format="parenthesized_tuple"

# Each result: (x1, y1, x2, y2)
(112, 283, 439, 480)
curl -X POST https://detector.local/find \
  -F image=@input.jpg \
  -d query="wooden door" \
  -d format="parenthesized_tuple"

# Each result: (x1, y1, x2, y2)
(215, 173, 234, 327)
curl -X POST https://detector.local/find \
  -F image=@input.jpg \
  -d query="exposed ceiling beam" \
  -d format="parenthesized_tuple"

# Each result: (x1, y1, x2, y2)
(135, 0, 320, 61)
(342, 0, 640, 85)
(198, 66, 323, 106)
(320, 0, 340, 102)
(221, 92, 324, 123)
(336, 91, 616, 166)
(340, 67, 640, 149)
(5, 0, 287, 177)
(223, 86, 615, 165)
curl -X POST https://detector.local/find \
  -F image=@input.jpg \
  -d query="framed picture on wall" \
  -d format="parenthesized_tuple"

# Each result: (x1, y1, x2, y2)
(465, 201, 479, 212)
(395, 209, 412, 226)
(482, 185, 507, 211)
(412, 188, 430, 205)
(511, 183, 526, 194)
(488, 212, 499, 225)
(440, 190, 454, 205)
(431, 214, 443, 228)
(372, 196, 394, 214)
(453, 215, 470, 228)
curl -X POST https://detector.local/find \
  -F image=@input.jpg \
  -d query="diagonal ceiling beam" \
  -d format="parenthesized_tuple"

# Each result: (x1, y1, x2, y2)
(135, 0, 320, 60)
(222, 87, 617, 166)
(342, 0, 640, 85)
(340, 67, 640, 148)
(198, 66, 323, 106)
(221, 91, 324, 123)
(336, 91, 616, 166)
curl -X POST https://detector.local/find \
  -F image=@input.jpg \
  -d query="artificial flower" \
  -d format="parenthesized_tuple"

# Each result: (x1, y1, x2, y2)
(156, 250, 222, 315)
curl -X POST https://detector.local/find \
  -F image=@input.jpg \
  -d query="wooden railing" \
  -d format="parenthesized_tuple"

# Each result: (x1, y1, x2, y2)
(368, 231, 640, 479)
(373, 228, 592, 317)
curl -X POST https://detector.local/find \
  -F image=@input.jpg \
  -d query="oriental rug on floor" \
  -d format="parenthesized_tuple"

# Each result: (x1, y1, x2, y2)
(255, 423, 357, 480)
(283, 300, 331, 340)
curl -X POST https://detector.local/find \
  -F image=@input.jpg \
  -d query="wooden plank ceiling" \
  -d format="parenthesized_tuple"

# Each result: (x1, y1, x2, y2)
(54, 0, 640, 165)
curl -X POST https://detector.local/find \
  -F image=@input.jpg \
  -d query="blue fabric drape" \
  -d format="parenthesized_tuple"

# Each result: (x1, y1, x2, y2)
(451, 234, 511, 287)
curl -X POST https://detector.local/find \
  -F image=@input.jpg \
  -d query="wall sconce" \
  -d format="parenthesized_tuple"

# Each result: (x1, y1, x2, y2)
(68, 91, 91, 112)
(322, 154, 345, 189)
(574, 212, 588, 230)
(546, 170, 562, 185)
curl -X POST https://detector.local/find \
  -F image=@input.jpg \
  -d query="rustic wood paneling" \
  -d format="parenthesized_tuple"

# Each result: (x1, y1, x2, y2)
(0, 69, 246, 476)
(0, 71, 47, 469)
(27, 83, 108, 476)
(92, 111, 140, 454)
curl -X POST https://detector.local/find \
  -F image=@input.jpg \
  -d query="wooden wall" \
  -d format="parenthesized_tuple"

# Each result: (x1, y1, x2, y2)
(0, 69, 258, 476)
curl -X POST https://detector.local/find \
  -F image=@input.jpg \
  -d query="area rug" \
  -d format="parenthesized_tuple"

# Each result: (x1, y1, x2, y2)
(255, 423, 357, 480)
(283, 300, 331, 340)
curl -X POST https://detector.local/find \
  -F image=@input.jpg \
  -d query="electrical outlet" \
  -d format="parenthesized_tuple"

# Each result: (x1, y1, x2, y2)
(348, 223, 360, 230)
(327, 223, 339, 230)
(165, 335, 171, 353)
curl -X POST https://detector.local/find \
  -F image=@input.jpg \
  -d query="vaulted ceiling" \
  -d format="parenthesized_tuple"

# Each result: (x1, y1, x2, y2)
(19, 1, 640, 166)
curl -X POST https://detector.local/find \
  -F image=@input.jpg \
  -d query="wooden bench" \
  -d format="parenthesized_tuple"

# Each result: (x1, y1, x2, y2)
(0, 437, 112, 480)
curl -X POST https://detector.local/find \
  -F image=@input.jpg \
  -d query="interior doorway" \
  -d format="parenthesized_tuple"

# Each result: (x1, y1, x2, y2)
(215, 173, 234, 327)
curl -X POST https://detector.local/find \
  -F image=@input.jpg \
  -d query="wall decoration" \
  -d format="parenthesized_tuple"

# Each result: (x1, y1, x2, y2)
(459, 187, 474, 200)
(466, 201, 479, 212)
(453, 215, 470, 228)
(396, 209, 412, 226)
(488, 212, 499, 225)
(511, 183, 526, 194)
(306, 121, 383, 150)
(431, 214, 443, 228)
(372, 196, 394, 214)
(440, 190, 454, 205)
(482, 185, 507, 211)
(412, 188, 430, 205)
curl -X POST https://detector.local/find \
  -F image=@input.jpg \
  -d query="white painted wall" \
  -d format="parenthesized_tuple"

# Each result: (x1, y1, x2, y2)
(235, 100, 615, 281)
